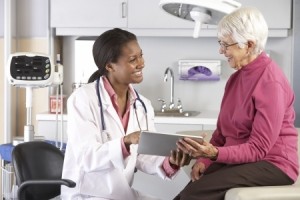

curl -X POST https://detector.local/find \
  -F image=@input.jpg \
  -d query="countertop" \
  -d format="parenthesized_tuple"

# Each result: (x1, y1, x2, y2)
(153, 110, 218, 125)
(36, 110, 219, 125)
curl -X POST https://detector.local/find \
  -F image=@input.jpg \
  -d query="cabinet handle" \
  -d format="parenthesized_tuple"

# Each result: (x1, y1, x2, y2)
(122, 2, 127, 18)
(222, 0, 241, 8)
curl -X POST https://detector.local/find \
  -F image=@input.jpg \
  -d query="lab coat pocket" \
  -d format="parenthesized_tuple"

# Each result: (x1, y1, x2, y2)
(80, 169, 137, 200)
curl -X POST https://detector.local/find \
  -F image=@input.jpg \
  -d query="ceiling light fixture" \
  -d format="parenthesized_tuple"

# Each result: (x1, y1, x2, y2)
(159, 0, 241, 38)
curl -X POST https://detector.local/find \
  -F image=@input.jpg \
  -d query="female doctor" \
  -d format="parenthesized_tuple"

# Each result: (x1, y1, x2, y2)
(61, 28, 191, 200)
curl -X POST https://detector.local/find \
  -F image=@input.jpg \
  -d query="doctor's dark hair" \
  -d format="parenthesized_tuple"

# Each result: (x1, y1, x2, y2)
(88, 28, 137, 83)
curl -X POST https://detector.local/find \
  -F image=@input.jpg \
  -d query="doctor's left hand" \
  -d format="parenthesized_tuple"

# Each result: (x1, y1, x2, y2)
(169, 150, 192, 168)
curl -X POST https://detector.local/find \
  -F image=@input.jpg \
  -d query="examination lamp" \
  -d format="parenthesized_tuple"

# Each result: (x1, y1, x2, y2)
(159, 0, 241, 38)
(7, 52, 54, 143)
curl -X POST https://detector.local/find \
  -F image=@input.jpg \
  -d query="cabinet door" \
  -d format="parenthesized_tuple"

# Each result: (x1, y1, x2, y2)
(128, 0, 194, 29)
(128, 0, 291, 29)
(239, 0, 291, 29)
(51, 0, 127, 28)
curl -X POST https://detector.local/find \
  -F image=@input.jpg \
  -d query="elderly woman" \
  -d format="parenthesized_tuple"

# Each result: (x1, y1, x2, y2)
(174, 7, 299, 200)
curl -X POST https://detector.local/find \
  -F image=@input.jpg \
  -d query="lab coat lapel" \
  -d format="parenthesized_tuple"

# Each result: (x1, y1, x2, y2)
(98, 78, 125, 135)
(101, 92, 138, 187)
(102, 99, 125, 135)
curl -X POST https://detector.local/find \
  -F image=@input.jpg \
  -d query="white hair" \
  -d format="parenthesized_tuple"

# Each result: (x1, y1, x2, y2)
(217, 7, 268, 55)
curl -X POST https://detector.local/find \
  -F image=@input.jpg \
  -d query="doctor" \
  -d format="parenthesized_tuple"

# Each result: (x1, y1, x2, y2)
(61, 28, 191, 200)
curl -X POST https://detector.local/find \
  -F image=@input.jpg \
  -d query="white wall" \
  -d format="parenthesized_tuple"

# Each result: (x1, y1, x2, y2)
(62, 35, 293, 113)
(1, 0, 293, 133)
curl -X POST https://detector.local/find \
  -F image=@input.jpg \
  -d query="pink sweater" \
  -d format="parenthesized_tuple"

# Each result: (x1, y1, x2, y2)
(199, 52, 299, 182)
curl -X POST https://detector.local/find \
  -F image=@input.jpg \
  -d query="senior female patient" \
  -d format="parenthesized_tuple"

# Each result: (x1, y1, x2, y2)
(174, 7, 299, 200)
(61, 28, 191, 200)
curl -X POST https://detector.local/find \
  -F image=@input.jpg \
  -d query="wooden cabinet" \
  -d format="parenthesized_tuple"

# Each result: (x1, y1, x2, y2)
(50, 0, 292, 37)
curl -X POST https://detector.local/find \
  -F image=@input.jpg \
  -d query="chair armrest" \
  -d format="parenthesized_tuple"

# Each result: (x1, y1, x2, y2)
(18, 179, 76, 199)
(19, 179, 76, 189)
(225, 185, 300, 200)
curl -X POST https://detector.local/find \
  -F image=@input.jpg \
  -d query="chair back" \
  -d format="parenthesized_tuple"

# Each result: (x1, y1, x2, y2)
(12, 141, 65, 200)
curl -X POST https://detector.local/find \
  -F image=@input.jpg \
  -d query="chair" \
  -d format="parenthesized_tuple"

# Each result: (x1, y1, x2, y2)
(11, 141, 76, 200)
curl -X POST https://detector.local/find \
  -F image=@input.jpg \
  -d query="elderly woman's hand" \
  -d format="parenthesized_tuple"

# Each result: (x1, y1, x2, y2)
(177, 137, 219, 160)
(169, 150, 192, 168)
(191, 161, 206, 182)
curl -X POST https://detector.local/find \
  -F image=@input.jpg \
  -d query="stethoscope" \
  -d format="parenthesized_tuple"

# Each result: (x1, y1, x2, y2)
(96, 78, 148, 139)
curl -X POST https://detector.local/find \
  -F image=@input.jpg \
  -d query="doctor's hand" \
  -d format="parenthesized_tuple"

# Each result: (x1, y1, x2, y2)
(169, 150, 192, 168)
(124, 131, 140, 151)
(191, 161, 206, 182)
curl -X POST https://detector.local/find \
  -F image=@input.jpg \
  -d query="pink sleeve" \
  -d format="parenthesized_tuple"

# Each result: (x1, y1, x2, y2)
(216, 82, 286, 163)
(162, 157, 179, 177)
(196, 157, 213, 169)
(121, 137, 130, 158)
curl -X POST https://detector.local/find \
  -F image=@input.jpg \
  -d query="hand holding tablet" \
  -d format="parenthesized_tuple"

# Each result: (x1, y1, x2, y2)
(137, 131, 204, 156)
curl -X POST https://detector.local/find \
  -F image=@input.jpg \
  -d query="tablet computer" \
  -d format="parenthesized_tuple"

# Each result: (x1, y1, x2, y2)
(137, 131, 204, 156)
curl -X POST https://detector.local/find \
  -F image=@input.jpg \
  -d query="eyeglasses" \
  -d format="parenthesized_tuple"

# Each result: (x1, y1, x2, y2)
(218, 40, 238, 50)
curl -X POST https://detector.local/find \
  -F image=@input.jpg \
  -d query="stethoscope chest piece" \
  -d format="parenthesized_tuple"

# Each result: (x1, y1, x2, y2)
(101, 130, 111, 141)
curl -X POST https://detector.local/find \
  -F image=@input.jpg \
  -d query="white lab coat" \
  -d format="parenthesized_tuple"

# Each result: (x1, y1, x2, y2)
(61, 77, 172, 200)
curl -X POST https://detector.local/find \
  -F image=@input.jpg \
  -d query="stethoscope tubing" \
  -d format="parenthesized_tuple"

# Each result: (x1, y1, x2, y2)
(96, 77, 148, 133)
(96, 78, 106, 130)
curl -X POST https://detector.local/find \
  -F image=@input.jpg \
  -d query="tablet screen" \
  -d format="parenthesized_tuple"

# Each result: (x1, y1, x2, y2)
(137, 131, 203, 156)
